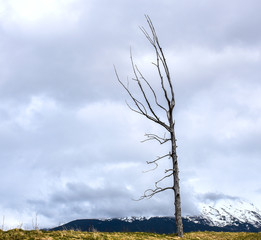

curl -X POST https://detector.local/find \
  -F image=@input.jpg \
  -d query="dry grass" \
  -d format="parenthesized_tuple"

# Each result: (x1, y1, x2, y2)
(0, 229, 260, 240)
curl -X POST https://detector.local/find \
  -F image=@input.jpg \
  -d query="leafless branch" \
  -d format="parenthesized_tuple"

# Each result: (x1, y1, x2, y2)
(114, 65, 171, 131)
(145, 15, 175, 102)
(130, 50, 162, 122)
(135, 65, 168, 114)
(115, 66, 146, 114)
(136, 186, 173, 200)
(140, 17, 171, 109)
(125, 101, 143, 115)
(146, 153, 170, 165)
(141, 133, 170, 144)
(155, 172, 173, 189)
(135, 171, 173, 200)
(142, 161, 158, 173)
(142, 153, 170, 173)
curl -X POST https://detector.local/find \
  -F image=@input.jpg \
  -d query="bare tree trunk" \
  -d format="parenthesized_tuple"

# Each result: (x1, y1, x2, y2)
(171, 131, 183, 237)
(170, 105, 183, 237)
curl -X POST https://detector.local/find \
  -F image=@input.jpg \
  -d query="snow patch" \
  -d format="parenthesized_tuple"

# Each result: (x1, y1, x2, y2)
(197, 198, 261, 227)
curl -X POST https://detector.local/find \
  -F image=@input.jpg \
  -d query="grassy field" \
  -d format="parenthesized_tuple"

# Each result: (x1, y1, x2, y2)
(0, 229, 260, 240)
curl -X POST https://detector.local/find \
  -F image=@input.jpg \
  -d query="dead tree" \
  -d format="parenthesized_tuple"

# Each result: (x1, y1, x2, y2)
(114, 16, 184, 237)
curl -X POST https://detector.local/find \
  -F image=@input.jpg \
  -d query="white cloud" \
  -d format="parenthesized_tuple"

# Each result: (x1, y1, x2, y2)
(13, 95, 57, 130)
(0, 0, 84, 33)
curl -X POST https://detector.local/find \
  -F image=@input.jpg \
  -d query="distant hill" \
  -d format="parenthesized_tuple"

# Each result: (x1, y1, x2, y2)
(50, 216, 261, 233)
(50, 199, 261, 233)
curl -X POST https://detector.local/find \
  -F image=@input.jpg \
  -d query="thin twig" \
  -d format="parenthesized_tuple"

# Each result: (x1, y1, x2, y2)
(141, 133, 170, 144)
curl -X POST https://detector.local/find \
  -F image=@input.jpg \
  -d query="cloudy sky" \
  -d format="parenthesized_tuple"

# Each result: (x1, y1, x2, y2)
(0, 0, 261, 229)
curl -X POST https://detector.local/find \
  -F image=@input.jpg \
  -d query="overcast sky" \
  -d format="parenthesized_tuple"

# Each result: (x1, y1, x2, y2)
(0, 0, 260, 229)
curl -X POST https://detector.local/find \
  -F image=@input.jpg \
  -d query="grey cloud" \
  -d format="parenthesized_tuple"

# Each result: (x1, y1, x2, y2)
(2, 0, 260, 106)
(1, 0, 260, 111)
(51, 182, 129, 203)
(26, 180, 198, 226)
(198, 192, 240, 202)
(0, 0, 261, 229)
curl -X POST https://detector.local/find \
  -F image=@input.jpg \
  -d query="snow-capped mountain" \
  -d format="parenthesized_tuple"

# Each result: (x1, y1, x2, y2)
(198, 199, 261, 228)
(50, 199, 261, 233)
(185, 198, 261, 231)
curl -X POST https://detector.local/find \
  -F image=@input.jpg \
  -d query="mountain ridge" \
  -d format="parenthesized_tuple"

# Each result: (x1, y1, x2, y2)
(50, 199, 261, 233)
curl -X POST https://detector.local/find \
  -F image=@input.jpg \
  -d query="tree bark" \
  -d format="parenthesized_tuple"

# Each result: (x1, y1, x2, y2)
(170, 103, 183, 237)
(171, 131, 183, 237)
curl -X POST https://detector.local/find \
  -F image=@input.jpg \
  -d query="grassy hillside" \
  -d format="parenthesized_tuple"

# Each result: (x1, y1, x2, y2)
(0, 229, 260, 240)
